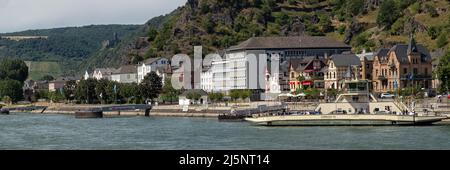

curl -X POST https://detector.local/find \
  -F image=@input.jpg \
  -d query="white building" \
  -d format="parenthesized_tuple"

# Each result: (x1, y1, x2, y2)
(210, 36, 351, 93)
(201, 67, 214, 92)
(84, 71, 90, 80)
(111, 65, 138, 83)
(137, 57, 169, 83)
(92, 68, 116, 80)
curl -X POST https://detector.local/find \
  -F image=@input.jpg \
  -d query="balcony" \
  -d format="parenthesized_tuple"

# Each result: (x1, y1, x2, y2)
(377, 75, 387, 80)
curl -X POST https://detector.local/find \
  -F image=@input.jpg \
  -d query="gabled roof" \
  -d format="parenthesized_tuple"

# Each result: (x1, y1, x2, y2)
(330, 54, 361, 67)
(94, 68, 117, 75)
(228, 36, 351, 51)
(143, 57, 165, 65)
(114, 65, 137, 74)
(389, 44, 431, 64)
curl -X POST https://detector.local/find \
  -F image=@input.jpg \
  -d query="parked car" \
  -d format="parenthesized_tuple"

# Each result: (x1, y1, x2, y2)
(380, 93, 395, 99)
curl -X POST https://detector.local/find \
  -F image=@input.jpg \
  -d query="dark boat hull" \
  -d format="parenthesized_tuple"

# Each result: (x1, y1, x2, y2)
(75, 111, 103, 119)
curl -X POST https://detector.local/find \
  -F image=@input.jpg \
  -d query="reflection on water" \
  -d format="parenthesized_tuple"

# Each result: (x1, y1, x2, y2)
(1, 113, 450, 150)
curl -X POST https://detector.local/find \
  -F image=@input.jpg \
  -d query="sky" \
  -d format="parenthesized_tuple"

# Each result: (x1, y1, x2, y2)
(0, 0, 186, 33)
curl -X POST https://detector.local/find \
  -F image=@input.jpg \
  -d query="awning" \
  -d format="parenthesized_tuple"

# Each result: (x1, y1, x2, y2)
(302, 81, 313, 86)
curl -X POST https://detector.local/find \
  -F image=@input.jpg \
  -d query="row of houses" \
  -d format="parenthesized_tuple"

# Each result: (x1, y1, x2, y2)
(199, 35, 436, 99)
(84, 57, 171, 84)
(23, 35, 436, 102)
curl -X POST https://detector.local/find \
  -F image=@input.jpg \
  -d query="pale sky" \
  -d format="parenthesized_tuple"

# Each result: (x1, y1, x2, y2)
(0, 0, 186, 33)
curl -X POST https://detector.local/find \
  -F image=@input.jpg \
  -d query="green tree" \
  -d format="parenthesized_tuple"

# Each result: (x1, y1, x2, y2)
(425, 4, 439, 17)
(436, 52, 450, 93)
(428, 26, 440, 40)
(139, 72, 162, 102)
(147, 28, 158, 42)
(377, 0, 400, 29)
(160, 78, 180, 104)
(119, 83, 140, 104)
(75, 78, 98, 104)
(436, 33, 448, 48)
(63, 80, 77, 101)
(186, 92, 202, 104)
(39, 75, 55, 81)
(0, 59, 29, 82)
(0, 79, 23, 103)
(240, 89, 252, 102)
(229, 89, 241, 102)
(95, 79, 110, 104)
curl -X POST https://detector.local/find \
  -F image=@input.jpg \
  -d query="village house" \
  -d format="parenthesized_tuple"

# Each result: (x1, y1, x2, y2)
(48, 80, 66, 92)
(372, 36, 433, 93)
(111, 65, 138, 83)
(92, 68, 117, 80)
(357, 50, 375, 81)
(288, 56, 327, 92)
(324, 53, 362, 90)
(211, 36, 351, 99)
(178, 89, 209, 106)
(137, 57, 169, 83)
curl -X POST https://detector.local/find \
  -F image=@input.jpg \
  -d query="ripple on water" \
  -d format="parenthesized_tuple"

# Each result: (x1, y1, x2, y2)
(1, 113, 450, 150)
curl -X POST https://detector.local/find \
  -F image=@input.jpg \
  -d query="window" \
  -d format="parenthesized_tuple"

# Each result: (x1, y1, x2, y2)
(375, 69, 378, 76)
(425, 68, 428, 75)
(403, 68, 407, 74)
(413, 68, 418, 75)
(291, 72, 295, 79)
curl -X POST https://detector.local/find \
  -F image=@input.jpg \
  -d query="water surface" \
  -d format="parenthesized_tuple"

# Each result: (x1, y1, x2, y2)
(1, 113, 450, 150)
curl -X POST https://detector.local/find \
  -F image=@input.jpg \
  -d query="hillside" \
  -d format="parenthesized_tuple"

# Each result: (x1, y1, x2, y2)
(93, 0, 450, 69)
(0, 25, 141, 77)
(2, 0, 448, 77)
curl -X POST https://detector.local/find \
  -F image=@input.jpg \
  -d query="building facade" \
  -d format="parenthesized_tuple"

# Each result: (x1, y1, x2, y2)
(111, 65, 138, 83)
(211, 36, 351, 93)
(92, 68, 116, 80)
(288, 56, 327, 92)
(372, 37, 433, 93)
(324, 54, 362, 90)
(137, 57, 169, 83)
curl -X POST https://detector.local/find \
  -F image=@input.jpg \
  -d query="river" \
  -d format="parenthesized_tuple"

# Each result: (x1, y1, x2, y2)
(1, 113, 450, 150)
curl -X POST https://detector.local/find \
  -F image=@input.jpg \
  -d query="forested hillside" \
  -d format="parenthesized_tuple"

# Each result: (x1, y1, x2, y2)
(94, 0, 450, 69)
(3, 0, 450, 76)
(0, 25, 140, 76)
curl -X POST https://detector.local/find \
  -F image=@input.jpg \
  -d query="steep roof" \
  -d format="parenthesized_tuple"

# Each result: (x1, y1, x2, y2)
(143, 57, 164, 65)
(228, 36, 351, 51)
(94, 68, 117, 75)
(389, 44, 431, 64)
(114, 65, 137, 74)
(330, 54, 361, 67)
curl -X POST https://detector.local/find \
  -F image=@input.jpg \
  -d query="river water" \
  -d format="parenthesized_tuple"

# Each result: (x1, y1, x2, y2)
(1, 113, 450, 150)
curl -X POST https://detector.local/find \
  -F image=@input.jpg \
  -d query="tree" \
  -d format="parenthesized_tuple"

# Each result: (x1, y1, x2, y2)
(160, 78, 179, 104)
(0, 79, 23, 103)
(63, 80, 77, 101)
(229, 89, 241, 102)
(436, 52, 450, 93)
(377, 0, 400, 29)
(95, 79, 110, 104)
(39, 75, 55, 81)
(75, 78, 98, 104)
(119, 83, 140, 104)
(428, 26, 439, 40)
(0, 59, 29, 82)
(425, 4, 439, 17)
(147, 28, 158, 42)
(208, 92, 224, 104)
(186, 92, 202, 104)
(436, 33, 448, 48)
(139, 72, 162, 102)
(240, 89, 252, 102)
